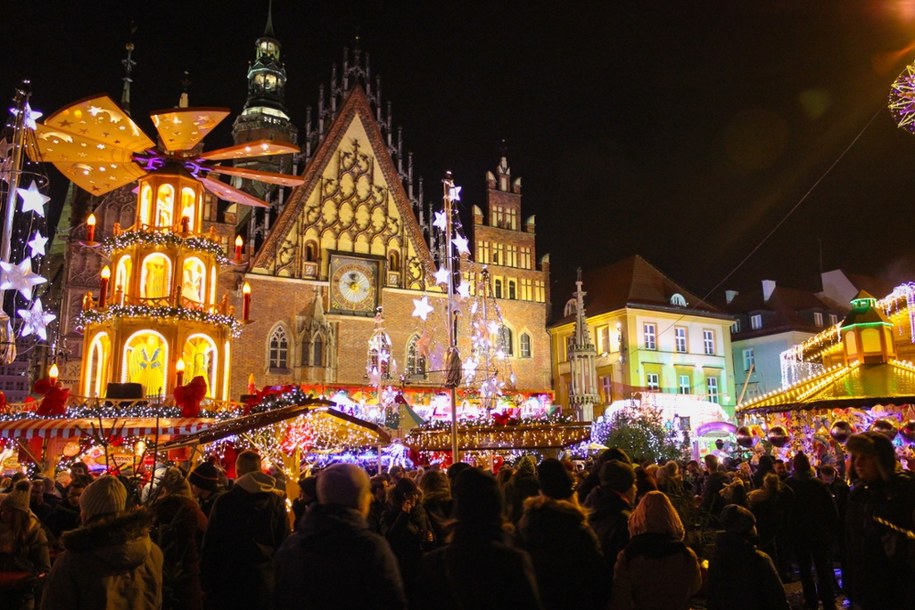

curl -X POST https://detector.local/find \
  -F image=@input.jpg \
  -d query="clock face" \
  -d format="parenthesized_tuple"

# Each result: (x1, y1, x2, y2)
(330, 256, 378, 314)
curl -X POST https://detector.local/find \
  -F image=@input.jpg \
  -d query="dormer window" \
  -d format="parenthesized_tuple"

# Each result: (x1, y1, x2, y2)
(670, 293, 687, 307)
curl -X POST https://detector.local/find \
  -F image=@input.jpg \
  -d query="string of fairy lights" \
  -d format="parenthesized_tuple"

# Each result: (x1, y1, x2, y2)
(102, 229, 231, 265)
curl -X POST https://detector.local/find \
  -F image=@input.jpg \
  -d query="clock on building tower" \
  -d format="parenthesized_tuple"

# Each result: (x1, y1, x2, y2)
(329, 254, 380, 315)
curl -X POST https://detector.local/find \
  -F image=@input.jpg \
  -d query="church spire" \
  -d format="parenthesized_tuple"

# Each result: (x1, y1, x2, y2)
(120, 42, 136, 115)
(264, 0, 275, 38)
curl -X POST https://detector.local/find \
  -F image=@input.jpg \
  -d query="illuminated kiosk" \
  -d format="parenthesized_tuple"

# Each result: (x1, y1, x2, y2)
(77, 164, 239, 401)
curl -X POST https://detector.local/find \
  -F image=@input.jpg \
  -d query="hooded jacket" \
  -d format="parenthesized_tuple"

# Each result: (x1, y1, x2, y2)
(274, 503, 407, 610)
(518, 495, 611, 610)
(40, 509, 163, 610)
(707, 531, 789, 610)
(200, 471, 289, 610)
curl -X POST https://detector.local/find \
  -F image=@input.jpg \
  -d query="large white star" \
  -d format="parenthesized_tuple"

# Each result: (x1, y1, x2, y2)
(17, 298, 55, 341)
(433, 266, 450, 286)
(28, 232, 48, 258)
(448, 185, 462, 202)
(456, 281, 471, 299)
(24, 103, 42, 130)
(433, 211, 448, 231)
(452, 233, 470, 255)
(412, 295, 435, 321)
(17, 180, 50, 217)
(0, 258, 47, 300)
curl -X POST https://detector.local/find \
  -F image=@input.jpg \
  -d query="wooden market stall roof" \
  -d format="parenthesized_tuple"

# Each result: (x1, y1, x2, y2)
(159, 400, 390, 450)
(0, 416, 215, 439)
(736, 360, 915, 416)
(405, 422, 593, 452)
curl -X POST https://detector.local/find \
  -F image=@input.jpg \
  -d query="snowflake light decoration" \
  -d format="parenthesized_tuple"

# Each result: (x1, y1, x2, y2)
(889, 61, 915, 134)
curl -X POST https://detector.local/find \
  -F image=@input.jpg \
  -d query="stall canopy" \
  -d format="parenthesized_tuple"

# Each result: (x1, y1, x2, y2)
(159, 399, 390, 450)
(405, 422, 593, 452)
(0, 417, 214, 440)
(736, 360, 915, 416)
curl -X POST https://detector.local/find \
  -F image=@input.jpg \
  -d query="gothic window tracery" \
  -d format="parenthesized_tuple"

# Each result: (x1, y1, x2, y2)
(268, 325, 290, 370)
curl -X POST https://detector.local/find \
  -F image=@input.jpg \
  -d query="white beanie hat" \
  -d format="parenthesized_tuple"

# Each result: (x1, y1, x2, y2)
(80, 475, 127, 521)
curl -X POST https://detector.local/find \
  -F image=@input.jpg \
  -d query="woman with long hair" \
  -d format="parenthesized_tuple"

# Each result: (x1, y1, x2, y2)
(0, 480, 51, 610)
(609, 490, 701, 610)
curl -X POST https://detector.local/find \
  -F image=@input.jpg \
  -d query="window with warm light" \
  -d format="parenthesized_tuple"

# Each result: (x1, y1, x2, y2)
(643, 323, 657, 350)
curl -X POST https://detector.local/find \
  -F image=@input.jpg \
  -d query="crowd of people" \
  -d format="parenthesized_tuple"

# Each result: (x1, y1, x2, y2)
(0, 431, 914, 609)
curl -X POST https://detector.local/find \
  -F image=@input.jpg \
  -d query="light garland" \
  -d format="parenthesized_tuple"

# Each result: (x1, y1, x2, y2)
(102, 229, 230, 264)
(76, 304, 243, 337)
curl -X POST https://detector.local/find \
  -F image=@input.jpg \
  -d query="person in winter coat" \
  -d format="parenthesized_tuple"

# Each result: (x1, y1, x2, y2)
(700, 454, 728, 523)
(504, 455, 540, 524)
(40, 475, 162, 610)
(413, 468, 543, 610)
(707, 504, 789, 610)
(747, 471, 794, 580)
(608, 491, 701, 610)
(381, 477, 434, 596)
(43, 479, 86, 543)
(784, 451, 838, 610)
(274, 464, 407, 610)
(585, 459, 637, 567)
(200, 450, 289, 610)
(0, 480, 50, 610)
(418, 469, 452, 547)
(845, 431, 915, 610)
(150, 467, 208, 610)
(187, 460, 224, 518)
(517, 459, 610, 610)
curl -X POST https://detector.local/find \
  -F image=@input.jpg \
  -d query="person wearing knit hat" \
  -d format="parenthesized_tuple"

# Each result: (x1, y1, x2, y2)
(188, 460, 223, 517)
(0, 480, 51, 609)
(609, 491, 701, 609)
(845, 431, 915, 609)
(537, 457, 575, 501)
(584, 459, 637, 567)
(150, 467, 207, 609)
(413, 468, 542, 609)
(275, 464, 407, 609)
(79, 475, 127, 523)
(504, 455, 540, 524)
(41, 476, 162, 610)
(707, 504, 789, 610)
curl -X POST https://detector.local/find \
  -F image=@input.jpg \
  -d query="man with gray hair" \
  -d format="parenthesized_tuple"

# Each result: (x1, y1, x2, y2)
(275, 463, 406, 609)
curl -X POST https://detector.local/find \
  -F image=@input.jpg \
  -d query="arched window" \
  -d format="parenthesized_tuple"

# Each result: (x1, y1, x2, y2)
(388, 250, 400, 272)
(268, 326, 289, 370)
(181, 257, 207, 304)
(313, 336, 324, 367)
(139, 184, 153, 227)
(406, 336, 426, 378)
(180, 187, 196, 232)
(304, 241, 317, 262)
(508, 280, 516, 300)
(84, 332, 110, 398)
(123, 331, 168, 397)
(140, 253, 172, 302)
(182, 334, 218, 397)
(115, 255, 132, 301)
(494, 279, 503, 299)
(499, 325, 514, 357)
(155, 184, 175, 229)
(520, 333, 532, 358)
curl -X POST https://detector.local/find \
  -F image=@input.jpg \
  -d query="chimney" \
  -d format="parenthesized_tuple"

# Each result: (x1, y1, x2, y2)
(725, 290, 739, 304)
(762, 279, 776, 302)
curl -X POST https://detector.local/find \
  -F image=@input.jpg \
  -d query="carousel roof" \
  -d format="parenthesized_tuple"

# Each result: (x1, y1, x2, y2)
(404, 422, 592, 451)
(736, 359, 915, 416)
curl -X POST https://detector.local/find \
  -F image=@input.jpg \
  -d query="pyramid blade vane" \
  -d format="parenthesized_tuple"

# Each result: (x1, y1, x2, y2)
(198, 176, 271, 208)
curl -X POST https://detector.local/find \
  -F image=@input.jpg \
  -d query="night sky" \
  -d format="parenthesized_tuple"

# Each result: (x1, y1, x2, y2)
(4, 1, 915, 307)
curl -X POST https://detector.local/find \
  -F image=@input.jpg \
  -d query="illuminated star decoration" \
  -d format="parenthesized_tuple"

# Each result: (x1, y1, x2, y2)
(23, 102, 42, 130)
(28, 232, 48, 258)
(452, 233, 470, 255)
(433, 266, 450, 286)
(17, 180, 50, 217)
(456, 281, 471, 299)
(433, 211, 448, 231)
(0, 258, 47, 300)
(448, 185, 462, 202)
(17, 298, 55, 341)
(411, 295, 434, 321)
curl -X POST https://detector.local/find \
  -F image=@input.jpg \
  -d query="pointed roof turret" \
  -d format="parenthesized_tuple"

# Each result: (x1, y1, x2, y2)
(264, 0, 275, 38)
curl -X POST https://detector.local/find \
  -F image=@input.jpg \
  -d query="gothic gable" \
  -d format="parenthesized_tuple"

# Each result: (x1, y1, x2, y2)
(253, 87, 433, 289)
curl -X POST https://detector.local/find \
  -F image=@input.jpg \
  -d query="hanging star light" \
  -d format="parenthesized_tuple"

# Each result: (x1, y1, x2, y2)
(456, 281, 471, 299)
(18, 298, 55, 340)
(433, 266, 450, 285)
(0, 258, 46, 300)
(412, 295, 435, 321)
(433, 210, 448, 231)
(27, 232, 48, 258)
(17, 180, 50, 217)
(453, 233, 470, 255)
(23, 102, 42, 130)
(448, 185, 462, 202)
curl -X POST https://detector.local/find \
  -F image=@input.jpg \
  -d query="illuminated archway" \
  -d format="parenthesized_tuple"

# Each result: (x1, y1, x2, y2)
(115, 255, 132, 300)
(181, 257, 207, 304)
(123, 330, 168, 397)
(140, 253, 172, 302)
(84, 332, 111, 398)
(180, 187, 197, 232)
(155, 183, 175, 228)
(181, 333, 218, 397)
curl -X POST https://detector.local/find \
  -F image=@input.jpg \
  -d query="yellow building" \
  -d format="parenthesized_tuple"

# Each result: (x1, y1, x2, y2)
(550, 255, 738, 419)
